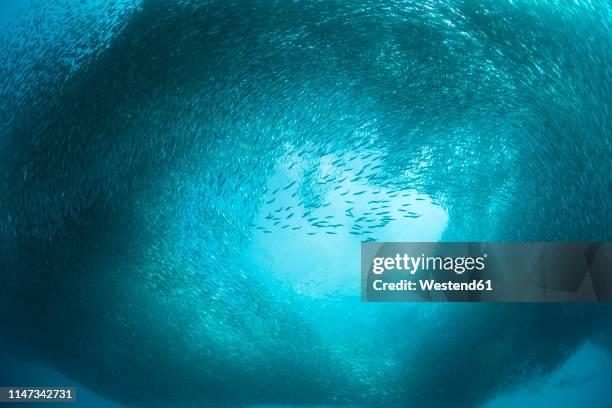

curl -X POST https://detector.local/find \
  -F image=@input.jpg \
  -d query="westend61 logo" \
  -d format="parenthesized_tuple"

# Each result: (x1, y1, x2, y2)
(371, 253, 487, 275)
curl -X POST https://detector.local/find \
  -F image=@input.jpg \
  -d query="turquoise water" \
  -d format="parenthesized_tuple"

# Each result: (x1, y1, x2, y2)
(0, 1, 610, 407)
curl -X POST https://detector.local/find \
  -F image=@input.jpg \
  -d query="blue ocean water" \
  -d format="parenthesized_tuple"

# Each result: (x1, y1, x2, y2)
(0, 1, 610, 407)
